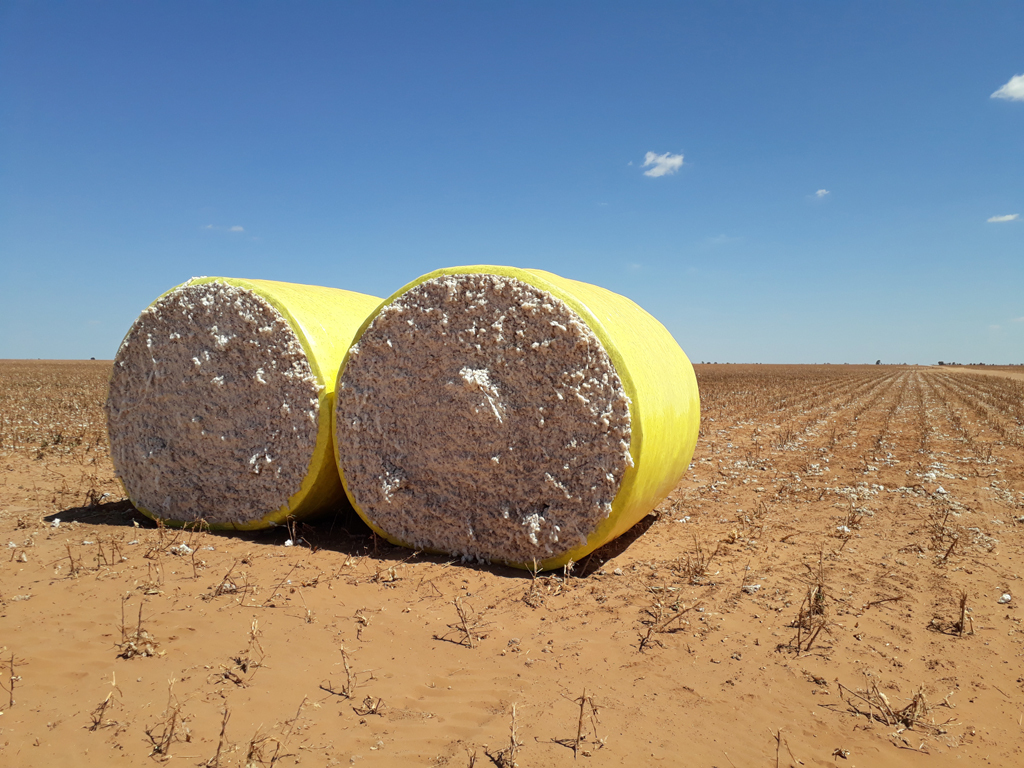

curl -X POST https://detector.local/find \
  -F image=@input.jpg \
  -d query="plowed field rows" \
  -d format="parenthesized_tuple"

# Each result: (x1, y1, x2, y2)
(1, 362, 1023, 767)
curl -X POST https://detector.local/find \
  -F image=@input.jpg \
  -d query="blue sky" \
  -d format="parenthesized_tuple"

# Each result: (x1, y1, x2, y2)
(1, 1, 1021, 363)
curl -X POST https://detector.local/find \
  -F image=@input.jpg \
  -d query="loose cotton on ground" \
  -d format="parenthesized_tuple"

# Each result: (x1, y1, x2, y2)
(334, 266, 700, 569)
(106, 277, 381, 529)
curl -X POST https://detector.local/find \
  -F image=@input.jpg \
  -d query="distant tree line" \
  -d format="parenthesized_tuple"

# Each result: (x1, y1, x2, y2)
(937, 362, 1024, 366)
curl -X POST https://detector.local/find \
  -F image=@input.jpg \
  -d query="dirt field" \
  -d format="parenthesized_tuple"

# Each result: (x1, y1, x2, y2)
(2, 361, 1023, 767)
(945, 366, 1024, 384)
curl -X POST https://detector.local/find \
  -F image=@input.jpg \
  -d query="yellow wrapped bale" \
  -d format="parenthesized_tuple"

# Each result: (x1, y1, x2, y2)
(106, 277, 381, 529)
(334, 266, 699, 569)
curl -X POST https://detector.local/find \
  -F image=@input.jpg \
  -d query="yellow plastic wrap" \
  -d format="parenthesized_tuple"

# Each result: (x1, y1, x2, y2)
(111, 276, 382, 530)
(334, 265, 700, 569)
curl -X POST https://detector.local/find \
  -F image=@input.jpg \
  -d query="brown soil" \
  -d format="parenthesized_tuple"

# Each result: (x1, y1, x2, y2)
(2, 361, 1023, 767)
(943, 366, 1024, 384)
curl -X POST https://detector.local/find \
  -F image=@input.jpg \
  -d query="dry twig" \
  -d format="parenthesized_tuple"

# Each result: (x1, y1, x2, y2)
(837, 680, 956, 734)
(435, 597, 491, 647)
(488, 703, 523, 768)
(638, 600, 701, 652)
(143, 680, 188, 758)
(204, 708, 231, 767)
(117, 597, 159, 658)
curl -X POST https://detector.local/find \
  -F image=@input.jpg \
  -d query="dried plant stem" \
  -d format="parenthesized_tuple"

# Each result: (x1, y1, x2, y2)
(88, 691, 119, 731)
(342, 646, 355, 695)
(455, 597, 476, 648)
(65, 543, 82, 576)
(6, 653, 15, 708)
(487, 703, 523, 767)
(269, 697, 307, 766)
(574, 687, 586, 759)
(941, 536, 959, 561)
(207, 708, 231, 767)
(117, 597, 158, 658)
(213, 560, 241, 597)
(264, 560, 303, 605)
(320, 645, 362, 699)
(638, 601, 701, 652)
(860, 595, 904, 612)
(144, 680, 185, 758)
(957, 590, 971, 637)
(836, 680, 949, 732)
(508, 703, 521, 767)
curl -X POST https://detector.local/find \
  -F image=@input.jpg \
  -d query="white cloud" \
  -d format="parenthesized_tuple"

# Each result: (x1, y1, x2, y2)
(642, 151, 684, 177)
(229, 225, 244, 232)
(987, 214, 1019, 223)
(992, 74, 1024, 102)
(815, 189, 830, 198)
(1013, 316, 1024, 323)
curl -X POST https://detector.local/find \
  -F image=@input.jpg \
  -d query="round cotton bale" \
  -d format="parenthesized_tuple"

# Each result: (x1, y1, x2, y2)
(106, 277, 381, 529)
(334, 265, 700, 569)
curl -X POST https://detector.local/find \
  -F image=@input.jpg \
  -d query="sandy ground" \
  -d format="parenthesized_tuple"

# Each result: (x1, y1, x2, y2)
(1, 361, 1023, 767)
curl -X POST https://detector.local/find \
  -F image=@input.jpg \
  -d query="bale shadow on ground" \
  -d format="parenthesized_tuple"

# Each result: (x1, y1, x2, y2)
(46, 496, 660, 580)
(310, 507, 660, 580)
(46, 494, 384, 558)
(46, 498, 150, 527)
(574, 513, 657, 576)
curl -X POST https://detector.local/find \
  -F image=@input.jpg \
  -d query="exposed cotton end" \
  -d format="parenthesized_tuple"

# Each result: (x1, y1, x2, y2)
(106, 281, 320, 524)
(336, 274, 632, 564)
